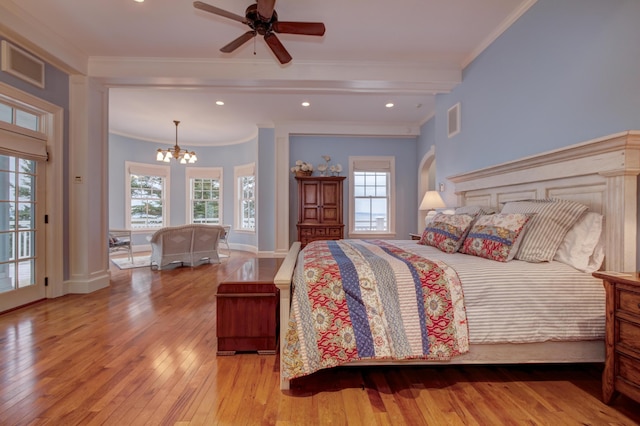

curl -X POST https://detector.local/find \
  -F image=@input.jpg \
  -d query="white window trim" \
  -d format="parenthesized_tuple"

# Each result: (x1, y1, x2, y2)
(125, 161, 170, 230)
(185, 167, 223, 225)
(348, 155, 396, 238)
(234, 162, 256, 233)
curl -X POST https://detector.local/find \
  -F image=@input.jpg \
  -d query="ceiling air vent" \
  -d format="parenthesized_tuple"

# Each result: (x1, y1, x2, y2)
(1, 40, 45, 88)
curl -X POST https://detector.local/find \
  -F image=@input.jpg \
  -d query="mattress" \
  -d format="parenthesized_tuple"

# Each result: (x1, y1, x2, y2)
(390, 240, 605, 344)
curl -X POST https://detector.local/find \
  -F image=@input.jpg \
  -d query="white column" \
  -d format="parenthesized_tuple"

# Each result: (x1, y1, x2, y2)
(66, 75, 110, 293)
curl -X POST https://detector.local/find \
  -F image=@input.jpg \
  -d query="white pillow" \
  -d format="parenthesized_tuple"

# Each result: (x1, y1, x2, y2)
(553, 212, 604, 273)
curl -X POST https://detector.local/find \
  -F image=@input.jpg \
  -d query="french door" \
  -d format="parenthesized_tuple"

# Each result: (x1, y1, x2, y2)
(0, 154, 45, 312)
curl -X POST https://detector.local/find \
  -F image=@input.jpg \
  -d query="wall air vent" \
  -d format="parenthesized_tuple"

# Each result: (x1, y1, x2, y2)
(1, 40, 45, 88)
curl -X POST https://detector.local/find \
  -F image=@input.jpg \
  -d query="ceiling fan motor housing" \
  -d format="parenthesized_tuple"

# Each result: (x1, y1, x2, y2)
(246, 4, 277, 35)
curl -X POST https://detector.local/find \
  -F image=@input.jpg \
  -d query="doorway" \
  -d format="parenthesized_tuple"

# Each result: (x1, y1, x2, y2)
(0, 88, 55, 312)
(0, 154, 45, 311)
(417, 146, 437, 232)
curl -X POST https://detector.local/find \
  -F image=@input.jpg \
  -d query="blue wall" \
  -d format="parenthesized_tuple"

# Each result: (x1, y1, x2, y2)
(420, 0, 640, 206)
(109, 133, 258, 247)
(289, 135, 419, 243)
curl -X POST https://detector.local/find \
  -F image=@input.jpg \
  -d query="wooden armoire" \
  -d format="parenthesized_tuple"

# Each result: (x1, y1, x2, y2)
(295, 176, 346, 247)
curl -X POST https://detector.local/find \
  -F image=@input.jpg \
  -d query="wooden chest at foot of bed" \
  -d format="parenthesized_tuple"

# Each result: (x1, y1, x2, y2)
(216, 258, 282, 355)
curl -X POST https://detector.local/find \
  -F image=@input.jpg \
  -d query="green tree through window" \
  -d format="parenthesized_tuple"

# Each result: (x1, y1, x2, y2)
(191, 177, 220, 224)
(130, 174, 164, 229)
(239, 175, 255, 231)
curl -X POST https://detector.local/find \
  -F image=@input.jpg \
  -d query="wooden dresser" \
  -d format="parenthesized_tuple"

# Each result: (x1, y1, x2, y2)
(296, 176, 345, 247)
(592, 271, 640, 405)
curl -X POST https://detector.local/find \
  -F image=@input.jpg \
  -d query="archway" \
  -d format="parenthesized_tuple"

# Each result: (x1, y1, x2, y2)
(417, 146, 436, 232)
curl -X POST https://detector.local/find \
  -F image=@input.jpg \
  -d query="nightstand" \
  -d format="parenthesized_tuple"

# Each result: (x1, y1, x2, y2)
(410, 233, 422, 240)
(592, 271, 640, 405)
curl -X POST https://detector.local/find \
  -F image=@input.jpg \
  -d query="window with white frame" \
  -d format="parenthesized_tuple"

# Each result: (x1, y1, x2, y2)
(0, 99, 40, 133)
(186, 167, 222, 225)
(234, 163, 255, 231)
(349, 156, 395, 237)
(126, 162, 170, 230)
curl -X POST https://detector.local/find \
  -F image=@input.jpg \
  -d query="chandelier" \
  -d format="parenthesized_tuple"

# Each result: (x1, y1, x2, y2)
(156, 120, 197, 164)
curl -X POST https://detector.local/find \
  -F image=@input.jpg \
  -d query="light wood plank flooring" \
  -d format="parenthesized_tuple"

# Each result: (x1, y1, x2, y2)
(0, 251, 638, 425)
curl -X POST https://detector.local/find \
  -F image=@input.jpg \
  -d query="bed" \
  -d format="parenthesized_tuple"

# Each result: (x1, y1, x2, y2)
(274, 131, 640, 390)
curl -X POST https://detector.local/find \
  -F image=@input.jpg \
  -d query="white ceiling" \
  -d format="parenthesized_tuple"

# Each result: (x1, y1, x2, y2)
(0, 0, 533, 146)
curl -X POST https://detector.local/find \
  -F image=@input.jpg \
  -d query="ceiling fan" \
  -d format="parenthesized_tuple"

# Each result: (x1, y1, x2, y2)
(193, 0, 325, 64)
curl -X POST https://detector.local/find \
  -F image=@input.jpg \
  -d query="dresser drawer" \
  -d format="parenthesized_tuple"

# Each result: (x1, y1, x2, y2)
(328, 227, 342, 237)
(619, 320, 640, 353)
(618, 287, 640, 316)
(618, 353, 640, 389)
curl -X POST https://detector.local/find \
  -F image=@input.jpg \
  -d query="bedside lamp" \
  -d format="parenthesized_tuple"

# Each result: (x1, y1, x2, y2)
(419, 190, 446, 226)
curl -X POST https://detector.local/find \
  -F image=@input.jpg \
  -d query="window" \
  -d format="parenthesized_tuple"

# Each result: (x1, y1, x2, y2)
(186, 167, 222, 224)
(0, 98, 47, 161)
(0, 98, 40, 132)
(126, 162, 170, 230)
(349, 156, 395, 237)
(234, 163, 255, 231)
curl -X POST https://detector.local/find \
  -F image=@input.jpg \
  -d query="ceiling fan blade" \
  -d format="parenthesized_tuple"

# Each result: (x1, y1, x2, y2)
(264, 33, 292, 64)
(193, 1, 248, 24)
(272, 21, 326, 36)
(220, 31, 256, 53)
(256, 0, 276, 21)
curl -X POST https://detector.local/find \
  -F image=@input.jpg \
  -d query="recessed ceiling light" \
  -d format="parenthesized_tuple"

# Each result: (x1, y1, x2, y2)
(301, 101, 310, 107)
(134, 0, 144, 3)
(385, 102, 394, 108)
(216, 100, 225, 106)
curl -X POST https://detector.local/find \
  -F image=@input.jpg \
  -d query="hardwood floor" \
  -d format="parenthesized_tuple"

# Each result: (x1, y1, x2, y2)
(0, 251, 638, 425)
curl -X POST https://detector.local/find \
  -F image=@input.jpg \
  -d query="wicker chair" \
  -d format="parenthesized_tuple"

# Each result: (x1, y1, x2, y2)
(109, 229, 133, 262)
(219, 225, 231, 258)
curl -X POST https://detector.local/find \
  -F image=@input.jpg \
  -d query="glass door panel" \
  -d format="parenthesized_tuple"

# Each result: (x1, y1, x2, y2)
(0, 154, 44, 311)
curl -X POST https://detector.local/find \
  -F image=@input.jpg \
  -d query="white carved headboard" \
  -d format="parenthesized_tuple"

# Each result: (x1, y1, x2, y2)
(448, 131, 640, 272)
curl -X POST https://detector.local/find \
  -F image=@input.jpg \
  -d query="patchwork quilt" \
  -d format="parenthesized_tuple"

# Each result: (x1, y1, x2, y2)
(282, 239, 469, 380)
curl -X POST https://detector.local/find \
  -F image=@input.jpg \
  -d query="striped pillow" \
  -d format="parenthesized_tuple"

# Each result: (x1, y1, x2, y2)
(454, 205, 497, 216)
(500, 199, 588, 262)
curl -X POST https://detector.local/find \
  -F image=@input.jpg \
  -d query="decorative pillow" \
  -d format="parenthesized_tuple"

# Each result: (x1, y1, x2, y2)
(501, 199, 588, 262)
(460, 213, 532, 262)
(454, 206, 497, 216)
(554, 212, 604, 273)
(425, 208, 455, 226)
(419, 213, 475, 253)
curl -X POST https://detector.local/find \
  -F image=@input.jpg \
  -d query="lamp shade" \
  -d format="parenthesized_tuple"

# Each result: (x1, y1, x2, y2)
(419, 191, 446, 210)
